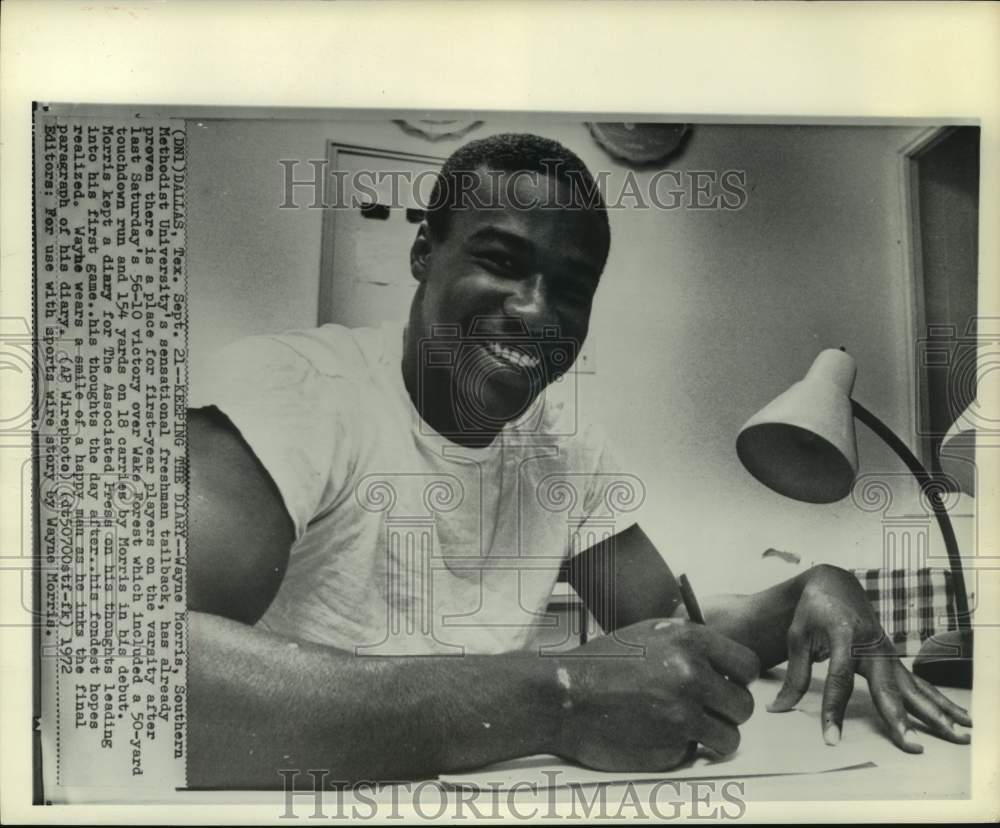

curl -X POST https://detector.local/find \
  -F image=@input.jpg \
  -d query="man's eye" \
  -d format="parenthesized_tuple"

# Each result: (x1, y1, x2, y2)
(478, 252, 518, 274)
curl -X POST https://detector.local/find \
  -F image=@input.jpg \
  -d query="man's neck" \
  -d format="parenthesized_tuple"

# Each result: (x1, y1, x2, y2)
(400, 329, 502, 450)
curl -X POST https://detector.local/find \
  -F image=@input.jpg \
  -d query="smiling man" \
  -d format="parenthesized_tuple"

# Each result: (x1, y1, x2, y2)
(402, 137, 606, 444)
(187, 133, 970, 788)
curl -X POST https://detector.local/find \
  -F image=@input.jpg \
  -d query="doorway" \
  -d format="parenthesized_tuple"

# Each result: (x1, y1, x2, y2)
(318, 143, 445, 328)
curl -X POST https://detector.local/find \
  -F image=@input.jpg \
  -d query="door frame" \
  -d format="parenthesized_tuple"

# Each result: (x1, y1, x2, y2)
(897, 125, 957, 470)
(318, 142, 446, 325)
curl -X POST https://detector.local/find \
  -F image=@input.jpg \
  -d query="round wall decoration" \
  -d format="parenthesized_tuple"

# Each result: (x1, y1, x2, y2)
(392, 118, 484, 143)
(586, 122, 692, 167)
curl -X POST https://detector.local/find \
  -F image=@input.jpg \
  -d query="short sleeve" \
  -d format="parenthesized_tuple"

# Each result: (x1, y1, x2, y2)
(575, 423, 646, 536)
(198, 336, 353, 540)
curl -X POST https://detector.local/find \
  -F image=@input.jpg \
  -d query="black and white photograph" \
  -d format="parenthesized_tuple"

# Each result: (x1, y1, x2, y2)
(194, 111, 991, 796)
(3, 1, 999, 824)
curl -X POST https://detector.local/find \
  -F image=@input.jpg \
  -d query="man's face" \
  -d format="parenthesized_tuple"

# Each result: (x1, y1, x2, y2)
(410, 168, 606, 430)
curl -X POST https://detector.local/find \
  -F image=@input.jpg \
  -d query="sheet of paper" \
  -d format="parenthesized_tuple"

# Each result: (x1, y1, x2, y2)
(440, 718, 874, 790)
(439, 673, 879, 790)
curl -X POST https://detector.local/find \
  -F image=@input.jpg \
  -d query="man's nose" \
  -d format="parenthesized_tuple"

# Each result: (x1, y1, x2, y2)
(502, 273, 556, 331)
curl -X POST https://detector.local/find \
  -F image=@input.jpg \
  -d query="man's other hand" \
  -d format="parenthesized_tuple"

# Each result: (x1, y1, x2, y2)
(767, 564, 972, 752)
(554, 619, 759, 772)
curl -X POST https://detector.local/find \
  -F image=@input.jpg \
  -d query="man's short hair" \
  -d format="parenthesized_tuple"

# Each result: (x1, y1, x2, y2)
(426, 133, 611, 270)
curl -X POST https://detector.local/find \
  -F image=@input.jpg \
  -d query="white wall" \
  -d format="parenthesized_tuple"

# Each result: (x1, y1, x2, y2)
(186, 117, 973, 595)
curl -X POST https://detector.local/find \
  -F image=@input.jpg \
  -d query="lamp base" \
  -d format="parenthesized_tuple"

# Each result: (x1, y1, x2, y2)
(913, 628, 973, 689)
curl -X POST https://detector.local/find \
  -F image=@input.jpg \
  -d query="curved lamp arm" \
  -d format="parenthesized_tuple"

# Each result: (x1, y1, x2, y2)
(851, 399, 971, 630)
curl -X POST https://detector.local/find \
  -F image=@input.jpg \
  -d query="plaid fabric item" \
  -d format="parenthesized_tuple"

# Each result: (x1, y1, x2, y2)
(853, 567, 957, 656)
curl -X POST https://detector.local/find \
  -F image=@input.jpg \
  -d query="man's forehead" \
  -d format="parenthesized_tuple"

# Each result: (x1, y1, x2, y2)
(449, 175, 605, 256)
(457, 208, 605, 272)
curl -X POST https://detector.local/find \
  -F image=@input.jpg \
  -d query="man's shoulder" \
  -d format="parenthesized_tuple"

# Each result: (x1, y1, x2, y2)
(216, 322, 399, 385)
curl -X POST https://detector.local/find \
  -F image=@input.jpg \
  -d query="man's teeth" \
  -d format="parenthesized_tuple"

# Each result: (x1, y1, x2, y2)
(486, 341, 540, 369)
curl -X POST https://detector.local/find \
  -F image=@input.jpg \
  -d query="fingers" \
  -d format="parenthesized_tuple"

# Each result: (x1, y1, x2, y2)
(697, 627, 761, 685)
(908, 673, 973, 728)
(695, 711, 742, 756)
(768, 637, 813, 713)
(866, 658, 923, 754)
(900, 670, 972, 745)
(699, 670, 755, 725)
(900, 680, 971, 745)
(819, 639, 854, 745)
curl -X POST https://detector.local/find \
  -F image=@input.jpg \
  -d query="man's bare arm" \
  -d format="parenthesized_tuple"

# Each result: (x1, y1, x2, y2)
(564, 523, 684, 633)
(187, 411, 760, 783)
(189, 613, 564, 786)
(574, 525, 970, 751)
(566, 522, 805, 666)
(186, 407, 563, 785)
(188, 407, 293, 624)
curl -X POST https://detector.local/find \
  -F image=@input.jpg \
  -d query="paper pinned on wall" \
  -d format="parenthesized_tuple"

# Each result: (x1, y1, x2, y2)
(347, 207, 420, 289)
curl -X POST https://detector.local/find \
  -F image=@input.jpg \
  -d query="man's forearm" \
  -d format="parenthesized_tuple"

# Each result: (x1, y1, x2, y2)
(188, 611, 563, 787)
(698, 566, 820, 670)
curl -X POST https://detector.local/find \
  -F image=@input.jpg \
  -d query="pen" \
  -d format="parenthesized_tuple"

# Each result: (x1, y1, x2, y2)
(678, 573, 706, 625)
(677, 573, 708, 763)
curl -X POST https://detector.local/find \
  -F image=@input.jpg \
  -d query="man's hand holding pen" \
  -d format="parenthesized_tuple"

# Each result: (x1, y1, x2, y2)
(553, 617, 759, 772)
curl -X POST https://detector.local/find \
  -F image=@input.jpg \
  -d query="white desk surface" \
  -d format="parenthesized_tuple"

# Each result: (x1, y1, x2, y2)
(436, 663, 972, 802)
(671, 666, 970, 801)
(180, 662, 973, 807)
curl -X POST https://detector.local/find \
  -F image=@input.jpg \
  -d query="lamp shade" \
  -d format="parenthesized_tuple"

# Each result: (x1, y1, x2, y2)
(737, 349, 860, 503)
(939, 401, 977, 496)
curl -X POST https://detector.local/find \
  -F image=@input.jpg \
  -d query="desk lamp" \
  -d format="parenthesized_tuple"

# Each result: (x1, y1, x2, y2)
(736, 348, 972, 688)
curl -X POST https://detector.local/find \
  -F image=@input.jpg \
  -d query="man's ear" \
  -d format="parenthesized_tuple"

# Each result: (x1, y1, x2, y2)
(410, 222, 433, 283)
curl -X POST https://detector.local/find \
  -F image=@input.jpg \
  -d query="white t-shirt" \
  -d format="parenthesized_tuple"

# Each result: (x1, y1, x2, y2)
(202, 323, 641, 654)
